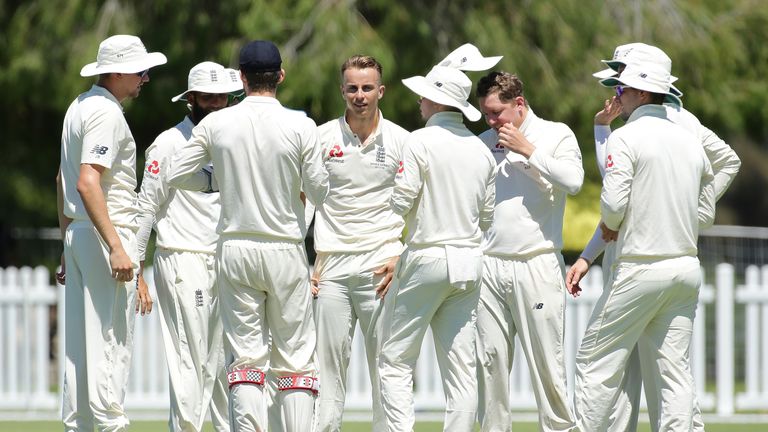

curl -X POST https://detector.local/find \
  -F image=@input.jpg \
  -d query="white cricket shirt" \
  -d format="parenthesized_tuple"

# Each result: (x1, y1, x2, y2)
(391, 112, 496, 248)
(60, 85, 138, 228)
(480, 109, 583, 257)
(136, 116, 219, 257)
(602, 104, 715, 260)
(168, 96, 329, 242)
(313, 113, 409, 253)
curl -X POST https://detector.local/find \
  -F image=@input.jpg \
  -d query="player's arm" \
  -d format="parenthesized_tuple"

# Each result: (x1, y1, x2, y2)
(391, 136, 425, 217)
(77, 163, 133, 282)
(300, 123, 330, 206)
(168, 123, 213, 192)
(698, 158, 716, 229)
(593, 96, 621, 178)
(600, 136, 633, 231)
(527, 131, 584, 195)
(698, 124, 741, 201)
(55, 169, 72, 285)
(479, 160, 497, 232)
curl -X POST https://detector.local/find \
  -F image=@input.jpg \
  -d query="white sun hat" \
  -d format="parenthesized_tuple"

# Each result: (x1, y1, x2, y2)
(171, 62, 244, 102)
(599, 62, 681, 107)
(80, 34, 167, 77)
(402, 66, 481, 121)
(224, 68, 244, 95)
(438, 43, 503, 71)
(592, 42, 683, 98)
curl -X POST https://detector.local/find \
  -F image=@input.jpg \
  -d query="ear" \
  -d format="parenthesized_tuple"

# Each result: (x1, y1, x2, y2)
(277, 69, 286, 84)
(378, 84, 386, 100)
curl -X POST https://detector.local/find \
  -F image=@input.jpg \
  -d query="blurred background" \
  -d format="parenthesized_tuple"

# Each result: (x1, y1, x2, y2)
(1, 0, 767, 425)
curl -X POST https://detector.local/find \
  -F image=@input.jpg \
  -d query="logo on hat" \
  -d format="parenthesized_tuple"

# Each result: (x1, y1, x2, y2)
(435, 81, 443, 88)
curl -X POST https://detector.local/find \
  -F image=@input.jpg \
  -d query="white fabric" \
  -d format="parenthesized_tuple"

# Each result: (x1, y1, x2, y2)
(60, 85, 139, 228)
(153, 250, 229, 432)
(391, 112, 496, 248)
(401, 67, 481, 121)
(437, 43, 502, 71)
(601, 104, 716, 260)
(218, 239, 316, 432)
(168, 96, 329, 242)
(600, 63, 680, 106)
(445, 245, 483, 288)
(136, 116, 220, 258)
(171, 61, 244, 102)
(313, 113, 409, 253)
(476, 253, 575, 432)
(62, 222, 138, 432)
(480, 109, 583, 257)
(379, 249, 480, 432)
(80, 35, 166, 77)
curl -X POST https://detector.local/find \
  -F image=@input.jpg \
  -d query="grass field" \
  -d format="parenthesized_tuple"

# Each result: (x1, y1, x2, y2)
(1, 421, 767, 431)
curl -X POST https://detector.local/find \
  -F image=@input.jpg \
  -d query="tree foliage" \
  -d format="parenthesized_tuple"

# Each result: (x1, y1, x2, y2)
(1, 0, 766, 265)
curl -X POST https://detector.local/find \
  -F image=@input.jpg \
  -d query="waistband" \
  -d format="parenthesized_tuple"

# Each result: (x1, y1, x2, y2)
(220, 233, 302, 249)
(69, 219, 138, 232)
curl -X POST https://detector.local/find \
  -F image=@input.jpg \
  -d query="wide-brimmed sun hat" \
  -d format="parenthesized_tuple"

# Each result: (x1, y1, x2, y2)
(592, 42, 682, 98)
(402, 66, 481, 121)
(600, 62, 681, 107)
(171, 62, 244, 102)
(80, 34, 167, 77)
(438, 43, 503, 71)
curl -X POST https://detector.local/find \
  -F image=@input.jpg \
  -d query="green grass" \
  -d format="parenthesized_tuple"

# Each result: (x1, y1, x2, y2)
(1, 422, 767, 432)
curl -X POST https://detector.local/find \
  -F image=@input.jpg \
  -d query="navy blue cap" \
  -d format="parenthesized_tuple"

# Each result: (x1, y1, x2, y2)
(239, 40, 282, 73)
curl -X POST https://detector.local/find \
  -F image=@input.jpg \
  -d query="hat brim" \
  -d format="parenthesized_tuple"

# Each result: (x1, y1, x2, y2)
(80, 52, 168, 77)
(600, 75, 681, 107)
(592, 68, 618, 79)
(402, 76, 481, 122)
(457, 56, 503, 71)
(171, 82, 245, 102)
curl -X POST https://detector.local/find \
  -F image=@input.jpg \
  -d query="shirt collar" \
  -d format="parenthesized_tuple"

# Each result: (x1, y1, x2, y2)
(518, 107, 537, 135)
(242, 95, 282, 106)
(91, 85, 123, 110)
(340, 110, 384, 147)
(627, 104, 668, 124)
(425, 111, 465, 128)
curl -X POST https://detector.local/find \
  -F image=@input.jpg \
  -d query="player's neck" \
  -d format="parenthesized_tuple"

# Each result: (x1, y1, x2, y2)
(346, 110, 379, 144)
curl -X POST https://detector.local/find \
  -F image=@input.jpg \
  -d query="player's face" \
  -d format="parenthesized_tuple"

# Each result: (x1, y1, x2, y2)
(478, 92, 524, 131)
(615, 85, 642, 121)
(189, 92, 228, 123)
(126, 70, 149, 99)
(341, 67, 384, 119)
(417, 96, 440, 121)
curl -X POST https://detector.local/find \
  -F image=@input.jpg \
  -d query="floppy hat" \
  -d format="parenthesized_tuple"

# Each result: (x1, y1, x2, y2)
(592, 43, 682, 97)
(80, 34, 167, 77)
(171, 62, 244, 102)
(239, 40, 282, 73)
(438, 43, 503, 71)
(225, 68, 245, 96)
(402, 66, 481, 121)
(599, 63, 681, 107)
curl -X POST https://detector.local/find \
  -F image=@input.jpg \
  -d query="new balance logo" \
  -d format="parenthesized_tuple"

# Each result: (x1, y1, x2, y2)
(533, 303, 544, 310)
(90, 145, 108, 155)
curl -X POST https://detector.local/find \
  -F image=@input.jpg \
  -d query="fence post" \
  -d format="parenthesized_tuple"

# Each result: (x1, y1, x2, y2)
(716, 263, 734, 415)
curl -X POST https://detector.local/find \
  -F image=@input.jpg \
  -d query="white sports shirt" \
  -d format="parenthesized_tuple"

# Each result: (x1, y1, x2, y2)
(602, 104, 715, 260)
(391, 112, 496, 248)
(136, 116, 219, 259)
(314, 112, 409, 254)
(60, 85, 138, 228)
(168, 96, 329, 242)
(480, 109, 583, 257)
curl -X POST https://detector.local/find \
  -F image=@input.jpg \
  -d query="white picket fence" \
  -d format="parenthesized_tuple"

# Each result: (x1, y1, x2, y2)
(1, 263, 768, 416)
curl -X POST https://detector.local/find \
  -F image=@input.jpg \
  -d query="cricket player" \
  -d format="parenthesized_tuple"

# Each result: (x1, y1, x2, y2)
(378, 65, 497, 432)
(474, 71, 583, 432)
(135, 61, 242, 432)
(566, 43, 740, 432)
(311, 55, 409, 432)
(57, 34, 165, 431)
(574, 62, 716, 431)
(168, 40, 329, 432)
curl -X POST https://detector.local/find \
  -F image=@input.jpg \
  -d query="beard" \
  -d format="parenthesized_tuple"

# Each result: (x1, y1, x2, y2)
(190, 101, 215, 124)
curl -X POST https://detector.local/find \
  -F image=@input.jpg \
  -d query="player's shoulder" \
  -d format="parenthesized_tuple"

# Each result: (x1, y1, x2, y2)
(317, 117, 342, 135)
(381, 118, 410, 136)
(534, 114, 576, 139)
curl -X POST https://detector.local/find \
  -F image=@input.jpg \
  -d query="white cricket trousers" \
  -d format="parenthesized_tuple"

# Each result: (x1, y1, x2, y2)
(379, 247, 480, 432)
(313, 242, 401, 432)
(600, 246, 706, 432)
(61, 221, 138, 432)
(575, 256, 702, 432)
(153, 249, 229, 431)
(217, 237, 316, 432)
(476, 252, 576, 432)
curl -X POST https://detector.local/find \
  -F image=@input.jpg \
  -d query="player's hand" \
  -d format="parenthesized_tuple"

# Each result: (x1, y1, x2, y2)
(374, 256, 399, 299)
(136, 274, 153, 315)
(109, 245, 134, 282)
(56, 252, 66, 285)
(310, 271, 319, 298)
(595, 96, 622, 126)
(566, 257, 590, 298)
(600, 222, 619, 242)
(497, 123, 535, 158)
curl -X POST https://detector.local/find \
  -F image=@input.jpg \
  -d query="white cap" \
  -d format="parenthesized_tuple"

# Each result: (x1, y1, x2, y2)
(438, 43, 503, 71)
(80, 35, 167, 77)
(171, 62, 244, 102)
(592, 43, 682, 97)
(600, 63, 681, 107)
(402, 66, 481, 121)
(224, 68, 244, 95)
